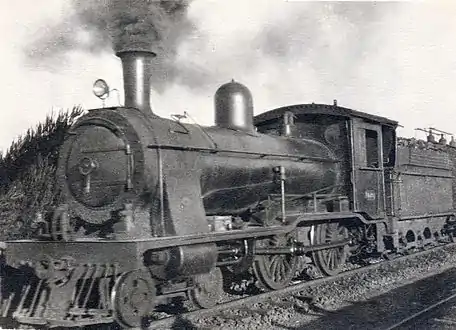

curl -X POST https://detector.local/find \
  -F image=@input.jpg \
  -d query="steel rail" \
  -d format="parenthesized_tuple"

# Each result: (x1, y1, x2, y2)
(384, 288, 456, 330)
(149, 242, 456, 329)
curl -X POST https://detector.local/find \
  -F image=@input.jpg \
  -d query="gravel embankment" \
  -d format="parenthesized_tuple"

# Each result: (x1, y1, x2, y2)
(177, 244, 456, 330)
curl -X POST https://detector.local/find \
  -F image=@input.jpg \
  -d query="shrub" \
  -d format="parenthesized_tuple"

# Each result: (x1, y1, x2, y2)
(0, 106, 84, 239)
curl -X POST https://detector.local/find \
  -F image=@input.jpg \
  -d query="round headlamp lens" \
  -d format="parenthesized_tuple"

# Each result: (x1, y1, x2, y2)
(92, 79, 109, 99)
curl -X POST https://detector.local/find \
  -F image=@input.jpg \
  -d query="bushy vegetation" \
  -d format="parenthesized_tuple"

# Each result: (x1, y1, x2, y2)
(0, 107, 84, 239)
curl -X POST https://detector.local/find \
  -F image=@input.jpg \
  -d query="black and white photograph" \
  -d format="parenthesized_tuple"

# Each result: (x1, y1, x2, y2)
(1, 0, 456, 329)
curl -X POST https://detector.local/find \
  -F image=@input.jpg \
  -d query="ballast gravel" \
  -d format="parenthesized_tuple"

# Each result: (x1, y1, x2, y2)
(183, 245, 456, 330)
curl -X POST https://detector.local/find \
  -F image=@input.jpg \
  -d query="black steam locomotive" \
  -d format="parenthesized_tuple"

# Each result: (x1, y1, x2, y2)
(1, 50, 455, 329)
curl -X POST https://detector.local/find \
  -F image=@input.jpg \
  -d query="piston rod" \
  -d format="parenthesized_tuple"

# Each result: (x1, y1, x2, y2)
(255, 239, 350, 256)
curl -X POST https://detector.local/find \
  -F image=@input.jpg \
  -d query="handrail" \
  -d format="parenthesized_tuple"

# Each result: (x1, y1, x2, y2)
(147, 144, 339, 163)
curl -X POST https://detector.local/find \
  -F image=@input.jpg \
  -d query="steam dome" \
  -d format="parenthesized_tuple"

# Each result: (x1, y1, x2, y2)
(214, 80, 254, 133)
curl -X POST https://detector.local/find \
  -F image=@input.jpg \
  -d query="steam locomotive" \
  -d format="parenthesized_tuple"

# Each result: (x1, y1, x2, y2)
(1, 50, 455, 329)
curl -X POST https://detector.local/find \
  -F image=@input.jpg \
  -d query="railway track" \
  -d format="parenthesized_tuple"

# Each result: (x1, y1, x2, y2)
(149, 242, 456, 330)
(385, 287, 456, 330)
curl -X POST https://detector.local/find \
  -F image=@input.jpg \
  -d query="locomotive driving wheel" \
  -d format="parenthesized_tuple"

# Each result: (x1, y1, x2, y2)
(111, 269, 156, 328)
(189, 267, 223, 309)
(253, 233, 299, 290)
(312, 222, 349, 276)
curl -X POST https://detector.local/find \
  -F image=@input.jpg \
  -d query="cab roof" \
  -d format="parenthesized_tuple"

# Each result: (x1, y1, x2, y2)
(254, 103, 399, 128)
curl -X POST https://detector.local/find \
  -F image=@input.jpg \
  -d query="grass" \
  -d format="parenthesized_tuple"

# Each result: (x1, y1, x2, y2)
(0, 107, 84, 239)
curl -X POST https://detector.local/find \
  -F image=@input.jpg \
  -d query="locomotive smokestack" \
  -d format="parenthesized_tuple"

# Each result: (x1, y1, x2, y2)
(116, 50, 156, 114)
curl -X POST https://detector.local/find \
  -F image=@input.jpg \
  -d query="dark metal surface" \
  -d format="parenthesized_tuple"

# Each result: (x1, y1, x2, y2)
(5, 241, 141, 273)
(198, 130, 339, 215)
(215, 80, 254, 132)
(351, 119, 386, 219)
(117, 50, 156, 114)
(254, 103, 399, 128)
(111, 269, 156, 328)
(392, 139, 454, 217)
(58, 102, 340, 227)
(189, 267, 223, 309)
(58, 110, 150, 224)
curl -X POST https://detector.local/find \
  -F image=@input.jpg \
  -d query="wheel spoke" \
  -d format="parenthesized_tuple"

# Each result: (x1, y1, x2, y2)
(313, 223, 348, 276)
(325, 250, 331, 265)
(277, 260, 284, 282)
(283, 258, 290, 273)
(270, 256, 279, 279)
(277, 260, 285, 282)
(331, 250, 337, 269)
(328, 250, 334, 270)
(254, 233, 298, 290)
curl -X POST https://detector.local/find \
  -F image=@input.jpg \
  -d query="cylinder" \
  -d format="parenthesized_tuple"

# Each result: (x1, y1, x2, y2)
(214, 80, 254, 132)
(116, 50, 156, 114)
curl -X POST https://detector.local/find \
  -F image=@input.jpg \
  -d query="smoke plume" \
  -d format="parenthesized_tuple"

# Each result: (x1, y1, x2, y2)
(108, 0, 191, 53)
(23, 0, 193, 91)
(18, 0, 456, 140)
(21, 1, 401, 94)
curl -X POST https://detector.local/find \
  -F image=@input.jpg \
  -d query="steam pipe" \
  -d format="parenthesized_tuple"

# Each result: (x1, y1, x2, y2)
(116, 50, 156, 114)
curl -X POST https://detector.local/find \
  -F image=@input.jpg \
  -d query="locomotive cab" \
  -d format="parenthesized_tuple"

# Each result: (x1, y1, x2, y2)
(349, 117, 396, 219)
(254, 103, 398, 220)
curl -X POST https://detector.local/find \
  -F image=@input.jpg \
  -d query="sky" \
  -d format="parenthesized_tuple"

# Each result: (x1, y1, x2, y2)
(1, 0, 456, 152)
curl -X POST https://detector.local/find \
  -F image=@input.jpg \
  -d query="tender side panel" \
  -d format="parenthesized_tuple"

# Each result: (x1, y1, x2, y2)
(446, 146, 456, 210)
(390, 140, 453, 217)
